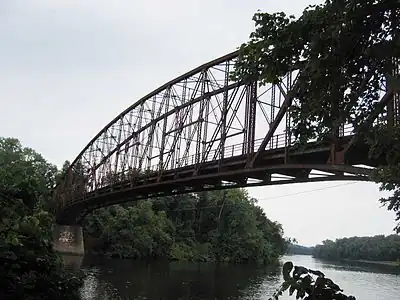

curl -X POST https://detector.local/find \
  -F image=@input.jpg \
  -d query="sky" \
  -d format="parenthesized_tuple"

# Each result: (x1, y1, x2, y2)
(1, 0, 397, 246)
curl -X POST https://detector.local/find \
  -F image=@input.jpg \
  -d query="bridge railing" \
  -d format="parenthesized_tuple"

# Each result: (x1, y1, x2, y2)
(80, 124, 357, 185)
(145, 124, 356, 172)
(145, 132, 288, 171)
(55, 122, 360, 213)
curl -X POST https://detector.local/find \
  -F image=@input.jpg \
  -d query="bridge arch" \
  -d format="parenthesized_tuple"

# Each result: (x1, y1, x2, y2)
(55, 51, 376, 225)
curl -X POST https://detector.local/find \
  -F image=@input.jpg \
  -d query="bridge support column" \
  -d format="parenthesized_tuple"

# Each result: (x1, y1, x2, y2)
(52, 224, 85, 255)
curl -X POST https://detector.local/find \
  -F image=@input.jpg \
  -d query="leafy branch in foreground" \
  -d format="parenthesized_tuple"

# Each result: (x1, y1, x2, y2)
(270, 262, 355, 300)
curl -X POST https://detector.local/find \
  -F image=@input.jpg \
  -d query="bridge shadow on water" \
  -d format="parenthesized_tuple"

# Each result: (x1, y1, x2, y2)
(70, 255, 282, 300)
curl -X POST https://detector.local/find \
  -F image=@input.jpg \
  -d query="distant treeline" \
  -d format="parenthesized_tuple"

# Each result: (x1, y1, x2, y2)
(313, 235, 400, 262)
(286, 244, 314, 255)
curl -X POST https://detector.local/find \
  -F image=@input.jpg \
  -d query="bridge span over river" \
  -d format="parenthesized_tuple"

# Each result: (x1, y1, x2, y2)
(52, 51, 400, 255)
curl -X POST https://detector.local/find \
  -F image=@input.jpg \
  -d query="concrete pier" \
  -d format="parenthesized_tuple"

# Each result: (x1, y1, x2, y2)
(53, 224, 85, 255)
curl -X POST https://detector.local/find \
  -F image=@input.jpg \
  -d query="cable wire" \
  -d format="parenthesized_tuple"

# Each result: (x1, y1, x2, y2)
(255, 182, 358, 201)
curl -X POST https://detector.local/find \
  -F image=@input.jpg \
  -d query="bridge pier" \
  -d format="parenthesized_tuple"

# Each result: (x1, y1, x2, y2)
(52, 224, 85, 255)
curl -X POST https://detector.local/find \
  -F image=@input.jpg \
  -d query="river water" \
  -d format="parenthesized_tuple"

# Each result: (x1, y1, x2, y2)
(63, 254, 400, 299)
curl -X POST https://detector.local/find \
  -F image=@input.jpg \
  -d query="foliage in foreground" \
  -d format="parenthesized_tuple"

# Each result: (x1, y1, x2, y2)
(233, 0, 400, 230)
(0, 137, 83, 299)
(83, 189, 287, 264)
(313, 235, 400, 262)
(271, 262, 355, 300)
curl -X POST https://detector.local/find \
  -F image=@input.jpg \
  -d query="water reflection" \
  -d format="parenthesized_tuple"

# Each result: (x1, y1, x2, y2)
(79, 256, 281, 299)
(62, 254, 83, 271)
(314, 258, 400, 275)
(73, 255, 400, 300)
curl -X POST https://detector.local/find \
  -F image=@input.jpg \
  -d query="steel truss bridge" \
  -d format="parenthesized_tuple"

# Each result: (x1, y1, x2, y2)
(55, 51, 400, 225)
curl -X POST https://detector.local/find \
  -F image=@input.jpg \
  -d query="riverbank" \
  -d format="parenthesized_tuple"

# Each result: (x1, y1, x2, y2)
(83, 246, 282, 265)
(343, 258, 400, 267)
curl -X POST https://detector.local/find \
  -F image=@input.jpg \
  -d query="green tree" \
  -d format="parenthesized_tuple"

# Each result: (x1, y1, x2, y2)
(0, 138, 58, 210)
(313, 235, 400, 262)
(367, 124, 400, 233)
(0, 137, 83, 299)
(213, 189, 285, 263)
(83, 188, 287, 264)
(233, 0, 399, 142)
(84, 201, 174, 259)
(232, 0, 400, 230)
(287, 243, 314, 255)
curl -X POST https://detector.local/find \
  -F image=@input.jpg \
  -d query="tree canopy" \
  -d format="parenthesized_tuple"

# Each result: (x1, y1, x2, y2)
(313, 235, 400, 262)
(83, 189, 288, 264)
(233, 0, 400, 230)
(287, 243, 314, 256)
(0, 138, 58, 210)
(0, 137, 83, 299)
(233, 0, 399, 143)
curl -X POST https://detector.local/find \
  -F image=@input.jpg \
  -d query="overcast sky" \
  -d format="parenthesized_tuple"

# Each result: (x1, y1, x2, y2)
(1, 0, 397, 246)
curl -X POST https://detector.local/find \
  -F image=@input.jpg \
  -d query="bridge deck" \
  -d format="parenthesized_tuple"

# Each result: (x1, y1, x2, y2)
(57, 136, 374, 224)
(54, 46, 396, 225)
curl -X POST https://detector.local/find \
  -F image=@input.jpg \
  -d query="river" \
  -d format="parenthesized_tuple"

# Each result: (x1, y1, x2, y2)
(62, 254, 400, 299)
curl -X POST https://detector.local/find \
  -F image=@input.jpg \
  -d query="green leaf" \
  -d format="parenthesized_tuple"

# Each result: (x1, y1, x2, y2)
(289, 285, 296, 296)
(282, 261, 293, 280)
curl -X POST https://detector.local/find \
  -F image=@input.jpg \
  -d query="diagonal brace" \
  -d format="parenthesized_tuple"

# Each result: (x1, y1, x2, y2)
(344, 89, 394, 154)
(247, 81, 296, 167)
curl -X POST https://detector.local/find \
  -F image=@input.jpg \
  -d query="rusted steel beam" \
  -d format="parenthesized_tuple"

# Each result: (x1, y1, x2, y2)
(344, 90, 394, 154)
(68, 51, 239, 168)
(56, 172, 369, 225)
(247, 82, 294, 167)
(90, 82, 242, 173)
